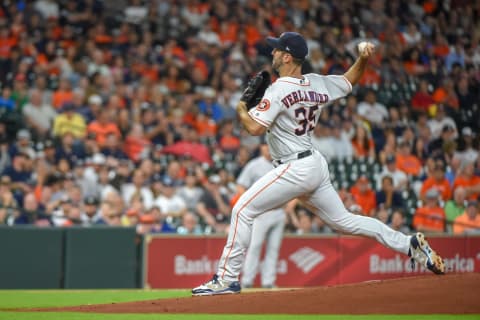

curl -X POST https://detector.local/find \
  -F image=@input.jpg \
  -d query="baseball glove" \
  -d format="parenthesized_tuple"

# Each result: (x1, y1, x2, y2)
(240, 71, 271, 109)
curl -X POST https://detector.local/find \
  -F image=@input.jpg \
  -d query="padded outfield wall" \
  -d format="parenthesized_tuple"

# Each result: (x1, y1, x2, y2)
(144, 234, 480, 288)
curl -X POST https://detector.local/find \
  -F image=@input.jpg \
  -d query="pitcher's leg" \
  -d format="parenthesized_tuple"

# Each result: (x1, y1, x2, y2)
(306, 182, 410, 254)
(216, 163, 301, 282)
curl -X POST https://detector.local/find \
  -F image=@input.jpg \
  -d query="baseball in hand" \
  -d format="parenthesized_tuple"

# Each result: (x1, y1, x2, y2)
(357, 41, 369, 54)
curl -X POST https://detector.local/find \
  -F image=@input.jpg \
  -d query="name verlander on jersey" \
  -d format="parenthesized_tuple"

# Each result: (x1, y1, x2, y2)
(281, 90, 329, 108)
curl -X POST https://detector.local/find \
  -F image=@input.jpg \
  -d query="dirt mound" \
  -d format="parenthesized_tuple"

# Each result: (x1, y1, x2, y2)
(43, 273, 480, 314)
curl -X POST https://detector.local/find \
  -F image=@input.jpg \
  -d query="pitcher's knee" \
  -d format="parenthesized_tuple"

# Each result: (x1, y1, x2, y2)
(232, 201, 255, 224)
(330, 211, 363, 233)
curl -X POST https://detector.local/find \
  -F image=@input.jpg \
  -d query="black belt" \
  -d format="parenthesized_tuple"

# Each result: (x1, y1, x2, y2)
(275, 150, 312, 165)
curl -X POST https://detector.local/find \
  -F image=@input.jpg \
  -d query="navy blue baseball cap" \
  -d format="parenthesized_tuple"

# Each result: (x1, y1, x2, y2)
(266, 32, 308, 59)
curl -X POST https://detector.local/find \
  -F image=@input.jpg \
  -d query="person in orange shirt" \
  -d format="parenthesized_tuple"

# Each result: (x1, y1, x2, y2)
(395, 140, 422, 176)
(432, 79, 459, 110)
(123, 123, 151, 163)
(453, 160, 480, 200)
(52, 77, 74, 109)
(87, 109, 121, 147)
(218, 120, 240, 153)
(350, 175, 376, 216)
(453, 200, 480, 235)
(351, 123, 375, 159)
(413, 188, 446, 233)
(420, 160, 452, 201)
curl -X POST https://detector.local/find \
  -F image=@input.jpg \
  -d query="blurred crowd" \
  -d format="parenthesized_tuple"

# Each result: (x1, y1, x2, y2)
(0, 0, 479, 235)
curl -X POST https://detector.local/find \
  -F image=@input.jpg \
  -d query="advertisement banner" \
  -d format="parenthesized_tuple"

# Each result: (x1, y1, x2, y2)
(144, 235, 480, 288)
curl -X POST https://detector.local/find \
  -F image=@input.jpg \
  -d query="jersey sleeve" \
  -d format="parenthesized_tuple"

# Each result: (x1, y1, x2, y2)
(247, 86, 281, 128)
(322, 75, 352, 100)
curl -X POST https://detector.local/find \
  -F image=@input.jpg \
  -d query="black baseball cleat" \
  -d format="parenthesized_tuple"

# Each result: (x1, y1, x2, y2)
(192, 274, 241, 296)
(409, 232, 445, 274)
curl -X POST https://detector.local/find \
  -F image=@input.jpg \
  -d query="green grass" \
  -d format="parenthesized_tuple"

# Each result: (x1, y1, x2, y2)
(0, 289, 189, 309)
(0, 290, 477, 320)
(0, 314, 476, 320)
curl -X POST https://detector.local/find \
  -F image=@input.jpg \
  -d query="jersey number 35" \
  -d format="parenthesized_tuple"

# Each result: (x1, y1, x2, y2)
(294, 105, 319, 136)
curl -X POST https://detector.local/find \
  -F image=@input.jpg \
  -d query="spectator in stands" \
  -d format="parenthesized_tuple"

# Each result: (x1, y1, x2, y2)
(427, 105, 457, 140)
(444, 186, 467, 227)
(2, 152, 33, 192)
(389, 209, 411, 234)
(351, 122, 375, 159)
(432, 78, 459, 111)
(376, 155, 408, 191)
(55, 131, 85, 167)
(122, 208, 140, 227)
(453, 200, 480, 235)
(15, 192, 50, 226)
(78, 94, 102, 124)
(87, 108, 121, 148)
(95, 163, 118, 201)
(52, 78, 74, 109)
(136, 212, 162, 235)
(0, 175, 17, 224)
(411, 79, 435, 115)
(81, 195, 102, 226)
(163, 161, 184, 187)
(395, 139, 422, 177)
(96, 200, 123, 226)
(52, 102, 87, 139)
(356, 90, 389, 128)
(372, 204, 389, 225)
(123, 123, 151, 162)
(350, 175, 376, 216)
(153, 176, 187, 223)
(0, 136, 10, 174)
(446, 154, 462, 186)
(428, 123, 458, 159)
(176, 169, 203, 212)
(217, 120, 241, 154)
(177, 211, 203, 235)
(453, 159, 480, 201)
(413, 188, 446, 233)
(22, 88, 57, 139)
(8, 129, 35, 159)
(197, 88, 224, 123)
(454, 127, 478, 164)
(375, 175, 404, 212)
(141, 105, 168, 146)
(101, 133, 129, 160)
(420, 160, 451, 202)
(0, 87, 15, 114)
(121, 168, 154, 210)
(378, 130, 397, 165)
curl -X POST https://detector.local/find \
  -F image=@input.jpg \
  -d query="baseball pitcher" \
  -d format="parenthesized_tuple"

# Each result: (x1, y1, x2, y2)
(193, 32, 445, 296)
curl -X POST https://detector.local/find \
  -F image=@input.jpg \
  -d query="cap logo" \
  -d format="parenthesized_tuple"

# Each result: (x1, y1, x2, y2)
(285, 46, 290, 51)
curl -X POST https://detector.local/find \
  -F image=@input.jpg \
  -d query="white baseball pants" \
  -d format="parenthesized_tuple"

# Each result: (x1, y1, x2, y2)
(217, 150, 410, 282)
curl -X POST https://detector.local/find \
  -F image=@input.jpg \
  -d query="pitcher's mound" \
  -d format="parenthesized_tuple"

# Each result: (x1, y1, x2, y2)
(50, 273, 480, 314)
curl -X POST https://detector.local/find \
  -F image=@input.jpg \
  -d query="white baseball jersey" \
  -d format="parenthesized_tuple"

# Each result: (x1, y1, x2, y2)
(248, 74, 352, 160)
